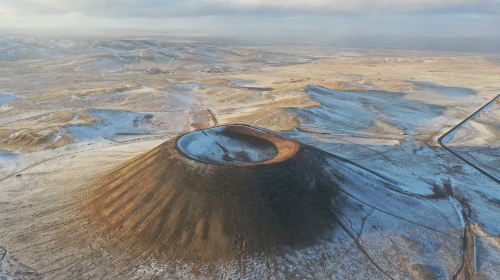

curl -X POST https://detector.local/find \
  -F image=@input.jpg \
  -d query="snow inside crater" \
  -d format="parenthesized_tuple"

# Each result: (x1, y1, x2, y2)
(177, 125, 278, 164)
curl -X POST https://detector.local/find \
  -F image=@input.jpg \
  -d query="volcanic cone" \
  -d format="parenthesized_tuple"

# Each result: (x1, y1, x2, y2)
(88, 124, 337, 261)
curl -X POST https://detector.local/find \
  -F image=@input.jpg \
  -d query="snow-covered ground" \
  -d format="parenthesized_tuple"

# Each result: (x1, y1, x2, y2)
(64, 109, 152, 142)
(0, 93, 17, 107)
(0, 35, 499, 279)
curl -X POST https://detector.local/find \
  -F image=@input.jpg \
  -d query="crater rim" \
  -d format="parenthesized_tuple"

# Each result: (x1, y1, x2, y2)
(176, 124, 300, 166)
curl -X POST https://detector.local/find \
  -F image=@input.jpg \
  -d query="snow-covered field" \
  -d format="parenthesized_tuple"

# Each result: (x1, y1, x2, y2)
(0, 35, 499, 279)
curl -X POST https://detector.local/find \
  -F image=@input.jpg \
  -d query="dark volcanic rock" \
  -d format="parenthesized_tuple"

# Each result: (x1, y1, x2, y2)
(88, 125, 338, 261)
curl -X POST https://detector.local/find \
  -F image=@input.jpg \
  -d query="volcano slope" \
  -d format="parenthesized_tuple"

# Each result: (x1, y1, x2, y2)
(88, 124, 337, 261)
(84, 125, 463, 278)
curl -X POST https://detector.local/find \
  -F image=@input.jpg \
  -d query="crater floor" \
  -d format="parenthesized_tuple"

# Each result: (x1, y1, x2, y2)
(177, 125, 278, 164)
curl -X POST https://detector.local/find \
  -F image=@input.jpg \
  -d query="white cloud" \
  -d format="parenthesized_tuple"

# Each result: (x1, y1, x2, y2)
(1, 0, 499, 16)
(205, 0, 474, 10)
(0, 0, 499, 36)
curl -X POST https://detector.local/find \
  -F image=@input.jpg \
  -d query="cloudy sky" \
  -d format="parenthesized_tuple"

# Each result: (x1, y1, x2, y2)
(1, 0, 499, 38)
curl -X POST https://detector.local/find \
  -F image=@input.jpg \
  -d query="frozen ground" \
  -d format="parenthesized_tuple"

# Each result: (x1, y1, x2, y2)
(0, 34, 498, 279)
(442, 95, 500, 182)
(64, 109, 153, 142)
(0, 93, 18, 107)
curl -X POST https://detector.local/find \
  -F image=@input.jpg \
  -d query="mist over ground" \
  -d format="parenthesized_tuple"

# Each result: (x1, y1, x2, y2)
(1, 0, 500, 53)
